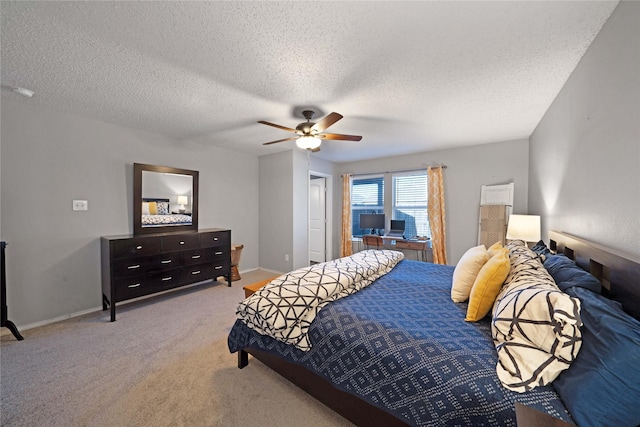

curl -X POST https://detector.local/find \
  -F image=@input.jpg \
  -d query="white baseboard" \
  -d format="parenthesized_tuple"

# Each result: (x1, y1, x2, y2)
(1, 306, 103, 336)
(252, 267, 284, 275)
(2, 269, 281, 337)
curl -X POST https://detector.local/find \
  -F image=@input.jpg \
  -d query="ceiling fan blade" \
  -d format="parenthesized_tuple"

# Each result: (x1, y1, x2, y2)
(318, 133, 362, 141)
(310, 147, 321, 153)
(258, 121, 297, 133)
(311, 112, 343, 133)
(262, 137, 299, 146)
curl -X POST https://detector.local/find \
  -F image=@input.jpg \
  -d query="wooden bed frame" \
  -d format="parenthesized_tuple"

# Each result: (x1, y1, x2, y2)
(237, 230, 640, 425)
(549, 230, 640, 320)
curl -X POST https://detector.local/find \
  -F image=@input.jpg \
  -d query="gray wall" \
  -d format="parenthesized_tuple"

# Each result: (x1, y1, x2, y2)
(335, 138, 530, 264)
(1, 97, 260, 327)
(529, 1, 640, 256)
(258, 149, 315, 272)
(258, 151, 295, 272)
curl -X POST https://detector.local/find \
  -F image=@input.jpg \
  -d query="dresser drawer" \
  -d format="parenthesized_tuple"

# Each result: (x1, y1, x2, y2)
(113, 252, 183, 277)
(114, 270, 182, 302)
(182, 248, 214, 266)
(113, 236, 161, 258)
(200, 231, 230, 248)
(162, 233, 200, 252)
(182, 264, 214, 282)
(212, 259, 230, 275)
(211, 247, 229, 261)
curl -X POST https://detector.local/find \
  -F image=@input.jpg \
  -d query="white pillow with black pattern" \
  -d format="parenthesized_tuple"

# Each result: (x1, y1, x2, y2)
(156, 202, 170, 215)
(491, 242, 582, 393)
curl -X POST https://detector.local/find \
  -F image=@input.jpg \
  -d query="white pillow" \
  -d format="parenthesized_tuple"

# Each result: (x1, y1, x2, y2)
(141, 202, 150, 215)
(491, 250, 582, 392)
(451, 245, 489, 302)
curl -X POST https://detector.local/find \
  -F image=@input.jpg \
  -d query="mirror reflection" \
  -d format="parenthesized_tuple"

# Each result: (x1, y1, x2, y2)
(133, 163, 199, 235)
(141, 171, 193, 227)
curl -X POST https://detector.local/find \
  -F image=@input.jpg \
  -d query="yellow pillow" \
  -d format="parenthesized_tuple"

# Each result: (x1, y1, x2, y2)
(451, 245, 489, 302)
(487, 241, 503, 258)
(148, 201, 157, 215)
(465, 247, 510, 322)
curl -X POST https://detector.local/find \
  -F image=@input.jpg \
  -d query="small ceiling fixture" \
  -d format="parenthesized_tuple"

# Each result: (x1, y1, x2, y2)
(12, 87, 35, 97)
(296, 135, 322, 150)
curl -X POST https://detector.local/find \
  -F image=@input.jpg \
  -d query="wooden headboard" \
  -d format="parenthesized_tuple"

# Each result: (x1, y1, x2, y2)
(549, 230, 640, 321)
(142, 198, 170, 203)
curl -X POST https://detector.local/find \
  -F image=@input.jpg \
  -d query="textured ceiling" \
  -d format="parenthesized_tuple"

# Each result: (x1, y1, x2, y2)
(1, 1, 618, 163)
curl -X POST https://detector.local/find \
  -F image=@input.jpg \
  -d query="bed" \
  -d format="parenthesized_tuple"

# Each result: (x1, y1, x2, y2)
(227, 231, 640, 426)
(141, 197, 192, 226)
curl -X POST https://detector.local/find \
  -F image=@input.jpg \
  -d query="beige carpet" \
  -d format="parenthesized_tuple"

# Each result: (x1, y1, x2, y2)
(0, 270, 354, 427)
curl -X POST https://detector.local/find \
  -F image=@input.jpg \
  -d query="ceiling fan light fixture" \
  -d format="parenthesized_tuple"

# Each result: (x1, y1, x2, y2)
(296, 136, 321, 150)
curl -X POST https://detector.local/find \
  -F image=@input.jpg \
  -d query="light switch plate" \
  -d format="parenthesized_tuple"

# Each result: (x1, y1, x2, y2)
(73, 200, 88, 211)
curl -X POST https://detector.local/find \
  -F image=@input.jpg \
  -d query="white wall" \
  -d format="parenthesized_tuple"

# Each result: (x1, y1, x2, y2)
(0, 97, 260, 327)
(529, 1, 640, 256)
(335, 139, 530, 264)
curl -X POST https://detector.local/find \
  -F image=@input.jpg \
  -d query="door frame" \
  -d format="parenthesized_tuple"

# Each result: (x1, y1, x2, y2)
(308, 171, 333, 263)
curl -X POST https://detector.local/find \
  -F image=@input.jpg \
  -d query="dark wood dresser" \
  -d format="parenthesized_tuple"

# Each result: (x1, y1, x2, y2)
(101, 228, 231, 321)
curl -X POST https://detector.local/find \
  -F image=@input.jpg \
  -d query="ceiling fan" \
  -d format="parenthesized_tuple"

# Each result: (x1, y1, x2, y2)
(258, 110, 362, 152)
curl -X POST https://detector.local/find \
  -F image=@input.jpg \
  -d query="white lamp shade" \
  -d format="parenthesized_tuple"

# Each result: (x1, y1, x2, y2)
(177, 195, 188, 205)
(296, 136, 321, 150)
(506, 215, 541, 242)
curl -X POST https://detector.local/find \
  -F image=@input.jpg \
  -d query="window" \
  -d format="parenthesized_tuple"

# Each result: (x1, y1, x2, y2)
(392, 173, 430, 239)
(350, 172, 431, 239)
(351, 175, 384, 236)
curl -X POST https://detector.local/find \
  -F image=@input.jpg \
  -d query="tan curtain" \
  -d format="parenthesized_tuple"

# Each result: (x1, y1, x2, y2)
(340, 174, 353, 257)
(428, 167, 448, 264)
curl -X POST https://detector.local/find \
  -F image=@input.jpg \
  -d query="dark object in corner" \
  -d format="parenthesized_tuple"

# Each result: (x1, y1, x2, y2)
(1, 241, 24, 340)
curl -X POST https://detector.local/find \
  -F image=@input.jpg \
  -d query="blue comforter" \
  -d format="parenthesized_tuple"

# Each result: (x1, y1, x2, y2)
(228, 259, 572, 426)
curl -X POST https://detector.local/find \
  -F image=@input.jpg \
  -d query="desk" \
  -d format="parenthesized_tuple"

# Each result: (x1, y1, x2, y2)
(361, 235, 432, 262)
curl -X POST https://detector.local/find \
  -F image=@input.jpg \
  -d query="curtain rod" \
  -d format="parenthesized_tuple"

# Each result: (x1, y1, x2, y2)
(341, 165, 447, 178)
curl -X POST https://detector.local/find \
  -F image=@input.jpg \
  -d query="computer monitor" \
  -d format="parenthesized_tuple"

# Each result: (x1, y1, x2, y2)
(360, 213, 385, 234)
(390, 220, 405, 232)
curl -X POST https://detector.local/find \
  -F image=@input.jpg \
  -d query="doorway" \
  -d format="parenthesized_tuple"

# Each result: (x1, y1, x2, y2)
(309, 173, 331, 264)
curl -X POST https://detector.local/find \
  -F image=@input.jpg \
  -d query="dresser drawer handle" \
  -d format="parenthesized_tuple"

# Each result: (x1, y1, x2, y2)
(136, 246, 143, 250)
(213, 237, 219, 241)
(214, 251, 223, 255)
(214, 266, 222, 270)
(127, 265, 141, 270)
(179, 241, 185, 245)
(191, 270, 201, 275)
(161, 260, 172, 264)
(161, 276, 172, 281)
(128, 283, 141, 288)
(191, 255, 201, 259)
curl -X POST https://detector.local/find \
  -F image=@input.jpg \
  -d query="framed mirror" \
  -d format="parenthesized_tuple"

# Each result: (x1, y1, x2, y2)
(133, 163, 199, 235)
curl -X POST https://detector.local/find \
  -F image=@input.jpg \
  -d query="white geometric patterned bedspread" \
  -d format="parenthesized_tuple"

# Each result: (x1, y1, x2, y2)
(236, 250, 404, 350)
(141, 214, 192, 225)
